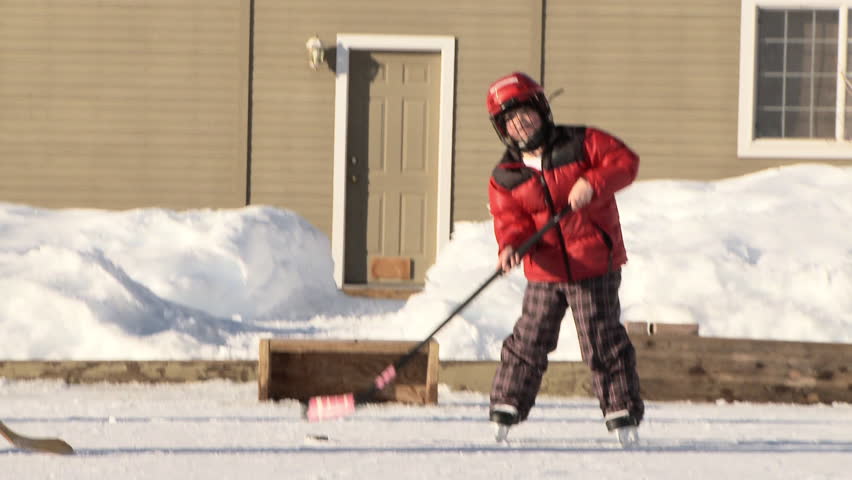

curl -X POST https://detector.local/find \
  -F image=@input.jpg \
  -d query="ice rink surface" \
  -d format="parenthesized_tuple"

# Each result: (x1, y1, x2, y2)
(2, 381, 850, 480)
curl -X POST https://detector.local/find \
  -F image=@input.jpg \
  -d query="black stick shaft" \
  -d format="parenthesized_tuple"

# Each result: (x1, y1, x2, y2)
(356, 204, 573, 404)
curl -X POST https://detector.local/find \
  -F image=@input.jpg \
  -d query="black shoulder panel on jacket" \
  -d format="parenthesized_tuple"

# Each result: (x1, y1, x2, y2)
(491, 149, 534, 190)
(544, 126, 586, 171)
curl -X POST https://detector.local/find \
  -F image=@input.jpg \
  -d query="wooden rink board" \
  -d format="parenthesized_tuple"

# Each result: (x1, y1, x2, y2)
(631, 334, 852, 404)
(441, 323, 852, 405)
(1, 326, 851, 406)
(258, 339, 439, 404)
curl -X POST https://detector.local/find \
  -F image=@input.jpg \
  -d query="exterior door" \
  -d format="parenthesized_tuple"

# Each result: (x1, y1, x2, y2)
(345, 51, 440, 285)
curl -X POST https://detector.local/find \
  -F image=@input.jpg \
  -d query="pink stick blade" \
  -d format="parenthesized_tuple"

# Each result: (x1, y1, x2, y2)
(374, 365, 397, 390)
(306, 393, 356, 422)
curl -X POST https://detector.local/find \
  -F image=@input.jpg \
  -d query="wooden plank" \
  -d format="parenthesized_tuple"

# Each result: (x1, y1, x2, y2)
(438, 361, 592, 398)
(0, 360, 256, 383)
(625, 322, 649, 336)
(0, 333, 848, 406)
(257, 339, 271, 401)
(632, 335, 852, 357)
(425, 341, 440, 403)
(632, 336, 852, 404)
(266, 339, 431, 354)
(261, 339, 438, 405)
(266, 351, 428, 402)
(626, 322, 699, 336)
(437, 361, 496, 393)
(440, 334, 852, 405)
(638, 350, 852, 390)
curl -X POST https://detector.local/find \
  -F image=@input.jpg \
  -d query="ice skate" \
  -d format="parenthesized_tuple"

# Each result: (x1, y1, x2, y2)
(605, 410, 640, 449)
(489, 403, 519, 443)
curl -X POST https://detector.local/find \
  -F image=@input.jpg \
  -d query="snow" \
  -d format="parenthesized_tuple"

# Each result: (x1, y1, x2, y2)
(1, 164, 852, 477)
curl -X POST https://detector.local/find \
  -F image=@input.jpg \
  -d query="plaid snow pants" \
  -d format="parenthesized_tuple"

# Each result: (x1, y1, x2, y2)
(490, 270, 644, 423)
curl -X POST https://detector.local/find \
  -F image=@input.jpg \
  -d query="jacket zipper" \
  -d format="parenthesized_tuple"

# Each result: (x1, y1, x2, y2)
(537, 172, 574, 282)
(592, 223, 615, 273)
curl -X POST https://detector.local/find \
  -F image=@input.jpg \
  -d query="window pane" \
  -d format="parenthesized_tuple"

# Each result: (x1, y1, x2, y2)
(846, 110, 852, 140)
(785, 110, 811, 137)
(846, 10, 851, 140)
(847, 97, 852, 140)
(786, 10, 837, 38)
(758, 42, 784, 72)
(757, 76, 783, 106)
(756, 110, 782, 137)
(786, 43, 811, 72)
(814, 75, 837, 107)
(787, 11, 813, 38)
(754, 9, 840, 140)
(814, 11, 839, 39)
(813, 42, 838, 73)
(814, 111, 835, 138)
(786, 42, 838, 74)
(848, 46, 852, 74)
(758, 10, 785, 39)
(785, 77, 811, 107)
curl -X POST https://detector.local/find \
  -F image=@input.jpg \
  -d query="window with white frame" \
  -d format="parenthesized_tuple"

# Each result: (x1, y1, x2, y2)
(738, 1, 852, 159)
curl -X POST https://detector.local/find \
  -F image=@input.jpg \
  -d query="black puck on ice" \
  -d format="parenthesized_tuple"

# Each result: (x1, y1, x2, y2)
(305, 434, 329, 441)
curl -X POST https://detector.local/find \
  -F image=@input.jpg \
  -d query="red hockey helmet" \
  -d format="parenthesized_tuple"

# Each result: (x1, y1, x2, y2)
(486, 72, 553, 151)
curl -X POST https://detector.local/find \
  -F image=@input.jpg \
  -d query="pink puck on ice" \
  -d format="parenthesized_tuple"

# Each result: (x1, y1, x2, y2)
(306, 393, 356, 422)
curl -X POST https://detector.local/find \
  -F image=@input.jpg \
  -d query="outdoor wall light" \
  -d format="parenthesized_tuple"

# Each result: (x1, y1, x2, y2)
(306, 34, 325, 70)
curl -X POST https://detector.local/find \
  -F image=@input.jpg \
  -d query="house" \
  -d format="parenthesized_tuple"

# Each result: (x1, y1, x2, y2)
(1, 0, 849, 294)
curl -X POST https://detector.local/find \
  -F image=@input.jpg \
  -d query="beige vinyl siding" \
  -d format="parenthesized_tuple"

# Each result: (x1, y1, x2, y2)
(0, 0, 250, 209)
(251, 0, 543, 232)
(543, 0, 850, 181)
(9, 0, 841, 229)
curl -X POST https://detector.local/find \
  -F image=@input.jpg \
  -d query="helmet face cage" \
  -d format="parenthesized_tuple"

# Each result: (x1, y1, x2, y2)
(487, 73, 553, 151)
(491, 93, 553, 151)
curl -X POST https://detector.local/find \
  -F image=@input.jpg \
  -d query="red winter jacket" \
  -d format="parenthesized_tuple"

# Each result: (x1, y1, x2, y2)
(488, 126, 639, 283)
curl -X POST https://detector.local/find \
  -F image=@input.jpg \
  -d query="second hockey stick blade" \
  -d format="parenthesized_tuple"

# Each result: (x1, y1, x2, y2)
(0, 420, 74, 455)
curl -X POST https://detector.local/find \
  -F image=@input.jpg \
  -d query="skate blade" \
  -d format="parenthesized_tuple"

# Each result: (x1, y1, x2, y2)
(615, 425, 640, 449)
(494, 424, 511, 443)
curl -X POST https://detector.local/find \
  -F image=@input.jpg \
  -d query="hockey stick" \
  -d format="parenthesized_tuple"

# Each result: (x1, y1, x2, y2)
(305, 203, 573, 422)
(0, 420, 74, 455)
